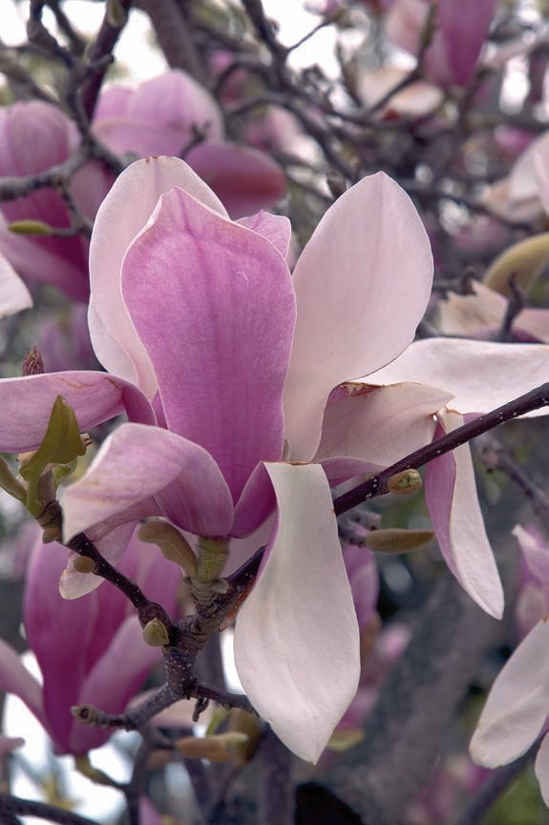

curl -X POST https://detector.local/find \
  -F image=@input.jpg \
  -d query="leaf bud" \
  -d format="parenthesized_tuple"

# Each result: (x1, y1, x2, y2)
(142, 618, 170, 647)
(138, 519, 197, 577)
(175, 732, 249, 763)
(71, 556, 97, 574)
(365, 528, 433, 553)
(8, 219, 54, 236)
(384, 469, 422, 495)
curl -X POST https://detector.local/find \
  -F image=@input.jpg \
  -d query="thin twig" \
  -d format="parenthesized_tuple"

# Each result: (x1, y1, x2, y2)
(0, 795, 100, 825)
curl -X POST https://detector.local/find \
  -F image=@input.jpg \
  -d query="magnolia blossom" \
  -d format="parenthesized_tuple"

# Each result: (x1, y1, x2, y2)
(0, 72, 286, 300)
(0, 527, 180, 755)
(386, 0, 497, 87)
(1, 157, 548, 761)
(470, 527, 549, 807)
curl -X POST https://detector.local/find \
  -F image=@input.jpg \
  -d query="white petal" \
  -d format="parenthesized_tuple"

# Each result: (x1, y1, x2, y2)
(470, 618, 549, 766)
(367, 339, 549, 416)
(283, 172, 433, 459)
(425, 409, 504, 618)
(234, 462, 360, 763)
(0, 252, 32, 317)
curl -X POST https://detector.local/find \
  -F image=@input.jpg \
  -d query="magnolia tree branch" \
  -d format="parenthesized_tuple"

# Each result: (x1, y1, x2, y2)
(80, 0, 135, 120)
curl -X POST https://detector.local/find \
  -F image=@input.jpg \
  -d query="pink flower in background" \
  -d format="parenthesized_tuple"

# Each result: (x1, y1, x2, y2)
(0, 71, 287, 301)
(513, 525, 549, 637)
(386, 0, 497, 87)
(0, 102, 91, 301)
(0, 528, 180, 755)
(94, 71, 287, 219)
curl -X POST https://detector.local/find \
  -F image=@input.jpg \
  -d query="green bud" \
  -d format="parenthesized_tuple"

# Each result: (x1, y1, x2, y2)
(483, 233, 549, 296)
(385, 469, 422, 495)
(176, 732, 249, 763)
(19, 395, 86, 515)
(327, 728, 365, 752)
(365, 528, 434, 554)
(138, 519, 197, 576)
(142, 618, 170, 647)
(0, 455, 27, 503)
(71, 556, 97, 574)
(8, 219, 55, 236)
(195, 536, 229, 584)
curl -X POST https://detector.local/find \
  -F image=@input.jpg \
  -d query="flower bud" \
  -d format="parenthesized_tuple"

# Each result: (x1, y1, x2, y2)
(365, 528, 433, 554)
(384, 469, 422, 495)
(142, 618, 170, 647)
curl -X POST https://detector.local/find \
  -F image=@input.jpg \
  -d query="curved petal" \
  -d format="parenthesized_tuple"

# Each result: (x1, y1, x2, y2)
(367, 339, 549, 417)
(0, 371, 154, 454)
(0, 638, 44, 724)
(315, 382, 453, 466)
(283, 172, 433, 460)
(61, 423, 234, 542)
(0, 252, 32, 317)
(470, 619, 549, 766)
(72, 615, 162, 754)
(234, 462, 360, 763)
(425, 411, 504, 618)
(89, 156, 228, 397)
(437, 282, 506, 337)
(237, 212, 292, 259)
(24, 540, 98, 752)
(121, 186, 296, 501)
(535, 732, 549, 806)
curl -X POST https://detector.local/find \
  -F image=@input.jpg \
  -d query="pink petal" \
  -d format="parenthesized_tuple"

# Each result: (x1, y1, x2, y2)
(439, 0, 496, 86)
(72, 615, 162, 753)
(315, 382, 453, 467)
(24, 540, 98, 752)
(0, 251, 32, 317)
(59, 521, 136, 599)
(512, 525, 549, 590)
(126, 70, 224, 141)
(0, 371, 154, 454)
(470, 619, 549, 766)
(535, 732, 549, 806)
(234, 462, 360, 763)
(89, 156, 227, 397)
(425, 411, 504, 618)
(437, 282, 507, 337)
(283, 172, 433, 460)
(0, 638, 44, 724)
(237, 211, 292, 259)
(121, 186, 296, 501)
(61, 423, 234, 542)
(186, 142, 287, 219)
(232, 463, 277, 538)
(367, 339, 549, 417)
(533, 133, 549, 214)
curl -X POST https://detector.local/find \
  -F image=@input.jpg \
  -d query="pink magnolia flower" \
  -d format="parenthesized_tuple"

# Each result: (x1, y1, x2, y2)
(94, 71, 287, 219)
(0, 102, 91, 301)
(386, 0, 497, 87)
(0, 72, 286, 301)
(0, 527, 180, 755)
(1, 157, 547, 760)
